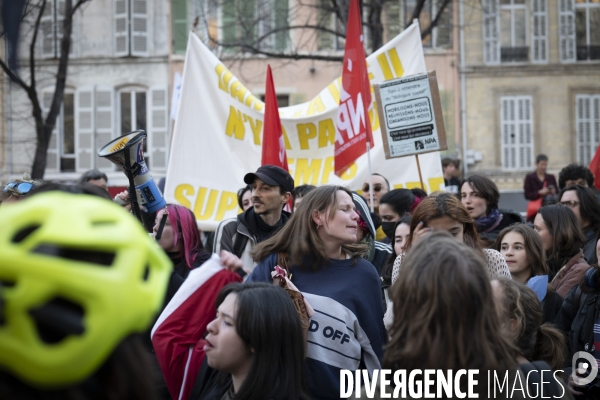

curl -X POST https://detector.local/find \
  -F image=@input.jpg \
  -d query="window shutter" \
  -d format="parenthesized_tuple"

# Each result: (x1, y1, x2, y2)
(239, 0, 257, 49)
(172, 0, 188, 54)
(558, 0, 576, 63)
(149, 86, 169, 171)
(258, 0, 274, 50)
(482, 0, 500, 65)
(131, 0, 148, 56)
(221, 0, 237, 52)
(385, 0, 401, 43)
(501, 96, 533, 170)
(114, 0, 129, 56)
(317, 0, 334, 50)
(95, 86, 115, 172)
(274, 0, 289, 51)
(75, 87, 95, 172)
(42, 91, 59, 172)
(576, 95, 600, 165)
(531, 0, 548, 62)
(41, 0, 56, 58)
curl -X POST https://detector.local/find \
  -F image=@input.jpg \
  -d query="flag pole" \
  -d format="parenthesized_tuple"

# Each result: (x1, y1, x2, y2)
(415, 154, 425, 190)
(367, 142, 374, 212)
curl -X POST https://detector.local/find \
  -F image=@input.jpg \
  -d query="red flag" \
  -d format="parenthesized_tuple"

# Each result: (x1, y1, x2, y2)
(334, 0, 373, 177)
(589, 145, 600, 190)
(261, 65, 288, 171)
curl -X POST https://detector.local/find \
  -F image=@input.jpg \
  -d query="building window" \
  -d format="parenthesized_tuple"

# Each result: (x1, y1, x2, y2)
(40, 0, 74, 59)
(404, 0, 453, 48)
(575, 0, 600, 60)
(119, 88, 149, 164)
(259, 94, 290, 107)
(576, 94, 600, 165)
(42, 90, 75, 172)
(114, 0, 149, 57)
(501, 96, 534, 170)
(500, 0, 528, 61)
(172, 0, 188, 54)
(316, 0, 345, 52)
(221, 0, 289, 53)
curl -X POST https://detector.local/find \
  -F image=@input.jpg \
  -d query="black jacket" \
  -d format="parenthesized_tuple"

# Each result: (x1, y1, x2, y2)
(541, 288, 564, 324)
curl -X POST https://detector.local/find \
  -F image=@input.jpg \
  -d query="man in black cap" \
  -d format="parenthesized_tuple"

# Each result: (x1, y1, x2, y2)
(214, 165, 294, 276)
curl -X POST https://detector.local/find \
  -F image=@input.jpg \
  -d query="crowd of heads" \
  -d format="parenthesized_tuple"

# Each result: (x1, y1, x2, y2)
(2, 155, 600, 399)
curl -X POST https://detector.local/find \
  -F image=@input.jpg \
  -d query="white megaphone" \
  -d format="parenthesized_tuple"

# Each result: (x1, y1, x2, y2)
(97, 130, 166, 219)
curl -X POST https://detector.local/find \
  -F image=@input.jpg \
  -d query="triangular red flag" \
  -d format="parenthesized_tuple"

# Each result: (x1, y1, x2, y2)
(334, 0, 373, 177)
(589, 145, 600, 190)
(261, 65, 288, 171)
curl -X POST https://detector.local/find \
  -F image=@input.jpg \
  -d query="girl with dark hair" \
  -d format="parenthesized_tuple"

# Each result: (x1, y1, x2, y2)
(384, 192, 511, 329)
(491, 278, 566, 371)
(461, 175, 523, 243)
(237, 185, 253, 212)
(381, 233, 566, 399)
(559, 185, 600, 265)
(153, 204, 211, 280)
(534, 204, 588, 298)
(247, 185, 385, 399)
(380, 216, 411, 314)
(494, 224, 563, 323)
(152, 260, 310, 400)
(378, 188, 426, 242)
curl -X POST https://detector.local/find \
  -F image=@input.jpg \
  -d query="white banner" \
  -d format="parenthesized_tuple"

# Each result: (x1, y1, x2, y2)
(165, 22, 445, 231)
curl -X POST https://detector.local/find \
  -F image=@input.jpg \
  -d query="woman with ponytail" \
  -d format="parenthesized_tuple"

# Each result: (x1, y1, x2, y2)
(492, 278, 565, 372)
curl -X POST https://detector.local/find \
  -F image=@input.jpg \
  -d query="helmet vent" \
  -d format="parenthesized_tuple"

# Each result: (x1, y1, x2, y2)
(142, 264, 150, 281)
(29, 297, 85, 344)
(0, 278, 16, 288)
(12, 225, 41, 243)
(32, 245, 115, 267)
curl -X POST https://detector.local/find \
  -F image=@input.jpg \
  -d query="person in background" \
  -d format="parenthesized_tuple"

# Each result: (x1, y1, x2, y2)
(214, 165, 294, 277)
(491, 278, 565, 372)
(292, 184, 316, 212)
(442, 157, 461, 194)
(461, 175, 523, 243)
(559, 185, 600, 265)
(559, 162, 600, 203)
(78, 169, 109, 191)
(361, 173, 389, 212)
(351, 192, 392, 275)
(378, 188, 426, 244)
(534, 204, 588, 298)
(524, 154, 558, 221)
(380, 216, 412, 314)
(494, 224, 563, 323)
(1, 177, 42, 205)
(237, 184, 253, 212)
(0, 191, 171, 400)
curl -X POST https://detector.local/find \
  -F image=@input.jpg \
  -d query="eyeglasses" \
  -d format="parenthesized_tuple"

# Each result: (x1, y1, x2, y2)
(362, 183, 385, 193)
(560, 200, 580, 208)
(3, 182, 34, 195)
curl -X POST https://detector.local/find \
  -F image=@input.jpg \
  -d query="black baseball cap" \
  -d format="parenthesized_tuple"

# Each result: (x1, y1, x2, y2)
(244, 165, 294, 194)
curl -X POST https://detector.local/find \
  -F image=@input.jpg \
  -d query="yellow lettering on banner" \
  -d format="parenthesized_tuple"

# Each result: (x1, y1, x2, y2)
(244, 115, 263, 145)
(226, 106, 245, 140)
(294, 159, 322, 185)
(174, 184, 194, 209)
(193, 188, 219, 220)
(306, 96, 326, 116)
(405, 181, 426, 191)
(282, 126, 292, 150)
(230, 81, 247, 104)
(215, 191, 238, 220)
(327, 78, 342, 104)
(428, 177, 444, 193)
(318, 119, 336, 148)
(393, 184, 405, 189)
(297, 123, 317, 150)
(369, 102, 380, 131)
(377, 49, 405, 80)
(321, 157, 334, 183)
(338, 161, 358, 181)
(216, 64, 234, 93)
(287, 158, 295, 177)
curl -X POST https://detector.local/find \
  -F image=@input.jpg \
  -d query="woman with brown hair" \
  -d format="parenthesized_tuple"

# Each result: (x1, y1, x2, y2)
(382, 233, 566, 399)
(246, 185, 385, 400)
(494, 224, 563, 323)
(534, 204, 588, 298)
(384, 192, 510, 329)
(491, 278, 565, 372)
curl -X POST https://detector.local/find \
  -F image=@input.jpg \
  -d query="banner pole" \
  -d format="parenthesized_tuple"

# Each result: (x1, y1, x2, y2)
(415, 154, 425, 191)
(367, 142, 374, 212)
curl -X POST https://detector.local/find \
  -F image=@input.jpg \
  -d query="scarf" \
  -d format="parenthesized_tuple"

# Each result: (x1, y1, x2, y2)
(475, 209, 503, 233)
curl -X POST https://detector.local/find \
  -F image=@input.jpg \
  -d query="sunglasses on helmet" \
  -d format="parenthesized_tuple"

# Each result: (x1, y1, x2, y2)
(3, 182, 34, 195)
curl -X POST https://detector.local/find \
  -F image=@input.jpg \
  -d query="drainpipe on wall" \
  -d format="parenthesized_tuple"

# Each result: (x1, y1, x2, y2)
(459, 0, 468, 177)
(5, 41, 13, 179)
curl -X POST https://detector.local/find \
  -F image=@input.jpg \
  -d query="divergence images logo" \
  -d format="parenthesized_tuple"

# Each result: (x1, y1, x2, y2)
(573, 351, 599, 386)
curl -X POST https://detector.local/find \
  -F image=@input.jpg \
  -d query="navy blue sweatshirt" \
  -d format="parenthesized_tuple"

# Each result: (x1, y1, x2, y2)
(247, 253, 385, 399)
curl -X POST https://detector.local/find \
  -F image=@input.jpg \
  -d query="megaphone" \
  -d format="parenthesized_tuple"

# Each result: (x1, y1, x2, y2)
(98, 130, 166, 219)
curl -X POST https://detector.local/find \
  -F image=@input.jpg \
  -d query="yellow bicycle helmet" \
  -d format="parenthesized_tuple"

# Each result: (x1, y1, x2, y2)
(0, 192, 170, 388)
